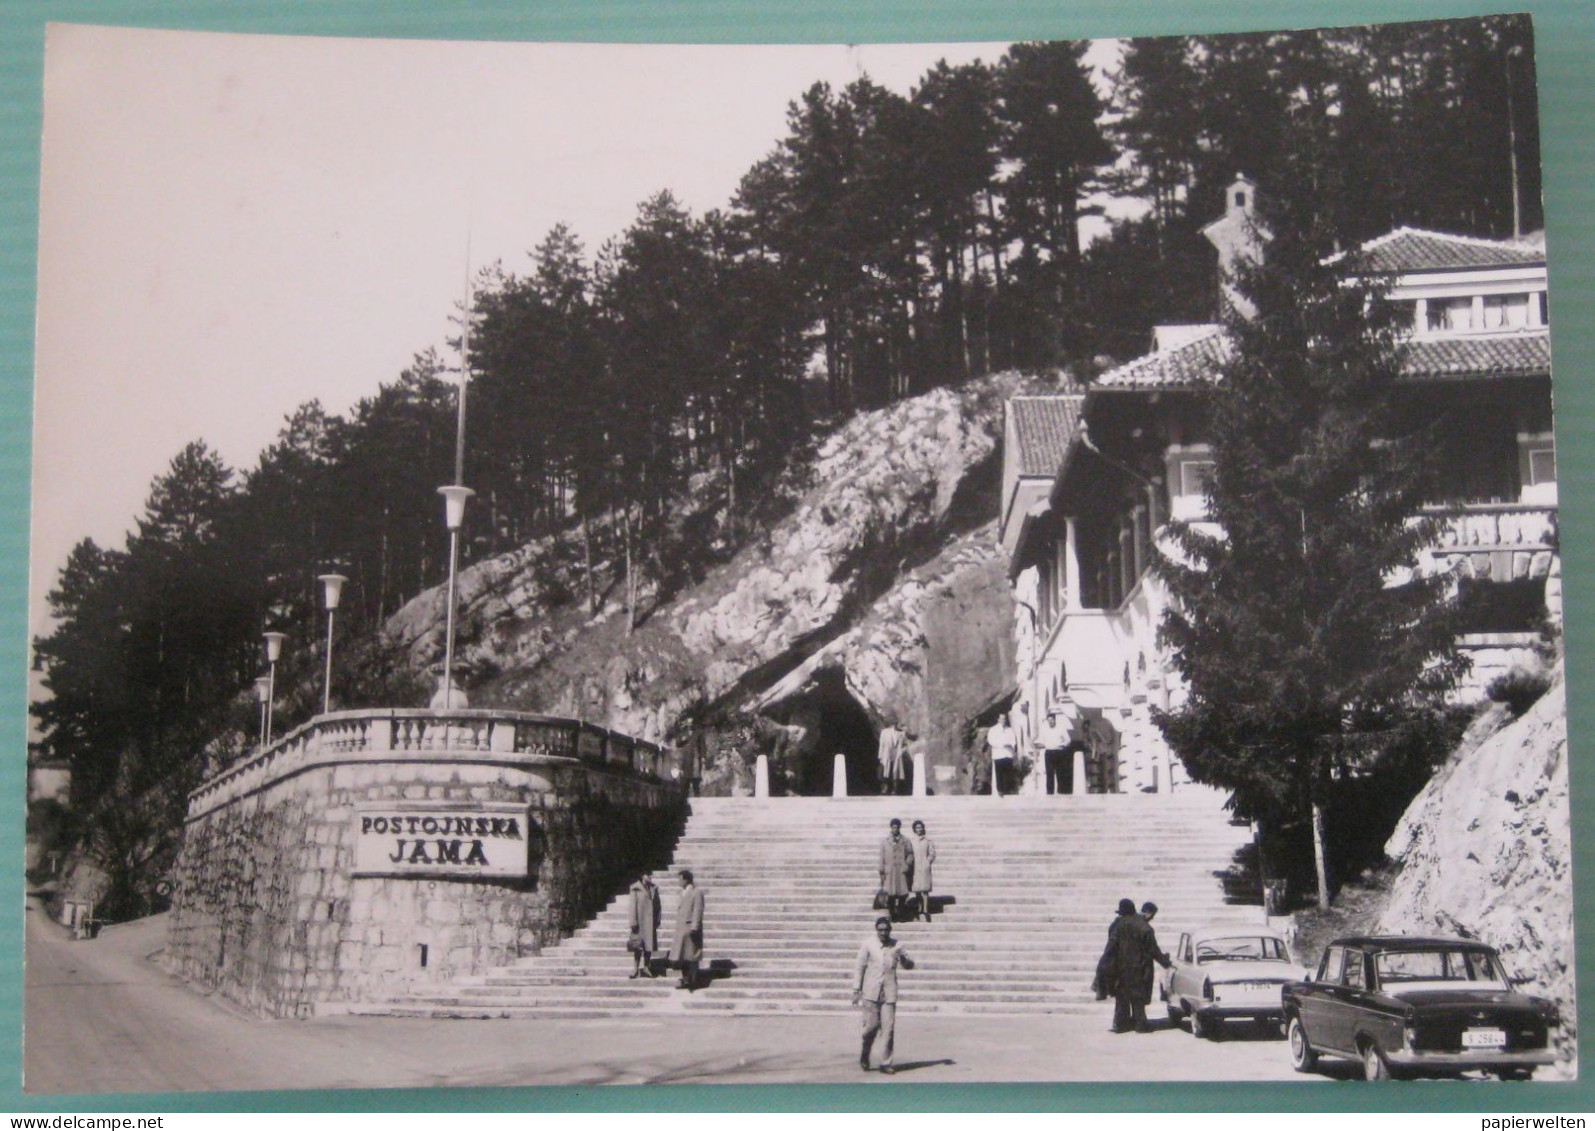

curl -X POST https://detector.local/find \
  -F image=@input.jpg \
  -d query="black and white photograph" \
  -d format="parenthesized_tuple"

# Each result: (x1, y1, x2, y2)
(21, 12, 1577, 1095)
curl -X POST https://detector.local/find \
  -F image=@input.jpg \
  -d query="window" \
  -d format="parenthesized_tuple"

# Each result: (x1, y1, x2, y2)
(1528, 445, 1557, 487)
(1194, 936, 1287, 962)
(1343, 952, 1366, 989)
(1374, 948, 1506, 985)
(1234, 191, 1246, 208)
(1179, 459, 1214, 497)
(1483, 294, 1531, 330)
(1426, 296, 1474, 332)
(1318, 946, 1343, 983)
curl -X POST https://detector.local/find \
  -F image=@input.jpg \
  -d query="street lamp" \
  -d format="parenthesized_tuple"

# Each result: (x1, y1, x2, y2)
(437, 485, 475, 711)
(317, 573, 348, 716)
(254, 675, 272, 748)
(263, 631, 287, 745)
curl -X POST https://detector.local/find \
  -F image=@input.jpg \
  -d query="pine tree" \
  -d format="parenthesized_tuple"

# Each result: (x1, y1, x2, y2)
(1152, 165, 1465, 910)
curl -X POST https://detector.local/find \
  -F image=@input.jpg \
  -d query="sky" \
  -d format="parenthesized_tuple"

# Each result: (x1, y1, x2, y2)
(29, 27, 1134, 652)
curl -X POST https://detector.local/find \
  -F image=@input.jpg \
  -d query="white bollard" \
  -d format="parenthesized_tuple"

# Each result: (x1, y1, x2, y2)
(912, 751, 928, 797)
(832, 753, 848, 798)
(754, 753, 770, 798)
(1071, 749, 1088, 795)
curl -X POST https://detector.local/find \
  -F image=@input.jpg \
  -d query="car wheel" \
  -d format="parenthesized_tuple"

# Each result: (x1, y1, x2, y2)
(1190, 1010, 1208, 1039)
(1287, 1016, 1318, 1073)
(1362, 1042, 1391, 1082)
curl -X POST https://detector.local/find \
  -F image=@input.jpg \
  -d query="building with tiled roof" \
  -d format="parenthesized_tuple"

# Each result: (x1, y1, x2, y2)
(997, 176, 1559, 799)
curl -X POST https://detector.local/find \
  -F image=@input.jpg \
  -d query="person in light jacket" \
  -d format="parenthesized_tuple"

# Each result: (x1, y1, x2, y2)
(853, 916, 915, 1073)
(908, 820, 936, 923)
(627, 869, 661, 979)
(671, 869, 705, 991)
(878, 819, 912, 921)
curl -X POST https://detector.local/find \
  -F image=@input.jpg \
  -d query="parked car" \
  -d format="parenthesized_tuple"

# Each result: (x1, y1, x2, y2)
(1161, 925, 1310, 1039)
(1282, 935, 1559, 1081)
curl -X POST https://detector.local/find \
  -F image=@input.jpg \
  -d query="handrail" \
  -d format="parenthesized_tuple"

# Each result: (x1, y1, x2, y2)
(189, 707, 669, 815)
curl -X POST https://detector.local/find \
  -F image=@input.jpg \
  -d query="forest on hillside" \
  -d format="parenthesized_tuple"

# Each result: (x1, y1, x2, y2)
(30, 16, 1540, 917)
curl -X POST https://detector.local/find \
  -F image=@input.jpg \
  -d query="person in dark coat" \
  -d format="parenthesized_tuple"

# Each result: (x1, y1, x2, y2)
(878, 819, 912, 921)
(627, 869, 662, 978)
(671, 869, 705, 991)
(1098, 897, 1168, 1033)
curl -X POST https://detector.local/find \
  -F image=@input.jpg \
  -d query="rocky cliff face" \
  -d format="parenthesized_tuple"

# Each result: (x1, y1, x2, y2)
(383, 372, 1039, 793)
(1378, 663, 1576, 1073)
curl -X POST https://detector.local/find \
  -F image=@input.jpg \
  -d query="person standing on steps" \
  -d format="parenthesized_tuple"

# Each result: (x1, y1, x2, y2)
(985, 712, 1018, 796)
(878, 818, 912, 921)
(877, 722, 907, 795)
(854, 915, 915, 1074)
(671, 869, 705, 991)
(626, 869, 661, 978)
(908, 820, 936, 922)
(1037, 707, 1072, 795)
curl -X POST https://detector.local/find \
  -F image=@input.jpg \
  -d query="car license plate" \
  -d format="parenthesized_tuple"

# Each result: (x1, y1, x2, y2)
(1463, 1029, 1507, 1050)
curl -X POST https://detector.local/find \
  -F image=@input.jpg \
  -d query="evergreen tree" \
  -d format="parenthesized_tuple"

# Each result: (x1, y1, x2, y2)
(1152, 167, 1466, 910)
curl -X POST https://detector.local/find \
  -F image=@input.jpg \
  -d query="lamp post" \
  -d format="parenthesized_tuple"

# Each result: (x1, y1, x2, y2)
(263, 631, 287, 745)
(437, 485, 474, 710)
(317, 574, 348, 716)
(254, 675, 272, 747)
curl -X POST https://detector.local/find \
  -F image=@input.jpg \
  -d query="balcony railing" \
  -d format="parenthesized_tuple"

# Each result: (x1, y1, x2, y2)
(189, 708, 671, 819)
(1423, 502, 1557, 551)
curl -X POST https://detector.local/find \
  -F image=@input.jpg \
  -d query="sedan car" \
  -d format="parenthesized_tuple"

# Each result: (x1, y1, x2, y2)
(1161, 925, 1310, 1039)
(1282, 935, 1559, 1081)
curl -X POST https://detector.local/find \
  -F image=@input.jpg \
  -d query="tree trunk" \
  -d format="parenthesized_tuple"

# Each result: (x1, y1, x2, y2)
(624, 506, 636, 636)
(1311, 801, 1331, 912)
(581, 510, 597, 616)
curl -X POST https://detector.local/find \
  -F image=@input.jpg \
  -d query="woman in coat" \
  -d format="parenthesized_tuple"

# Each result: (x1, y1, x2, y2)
(627, 869, 661, 978)
(908, 820, 936, 922)
(671, 869, 705, 991)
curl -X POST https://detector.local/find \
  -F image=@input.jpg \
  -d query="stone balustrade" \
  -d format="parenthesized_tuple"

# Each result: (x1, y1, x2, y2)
(188, 709, 670, 821)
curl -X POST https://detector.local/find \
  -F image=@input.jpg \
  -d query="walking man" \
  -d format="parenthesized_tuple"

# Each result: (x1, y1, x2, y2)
(853, 915, 915, 1073)
(878, 818, 912, 921)
(671, 869, 705, 991)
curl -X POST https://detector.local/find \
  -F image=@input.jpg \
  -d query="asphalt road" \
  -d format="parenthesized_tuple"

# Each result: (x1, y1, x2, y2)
(23, 899, 1313, 1097)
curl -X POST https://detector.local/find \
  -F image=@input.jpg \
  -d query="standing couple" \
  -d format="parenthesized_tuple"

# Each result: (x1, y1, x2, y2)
(877, 818, 936, 923)
(1094, 898, 1171, 1033)
(627, 868, 706, 990)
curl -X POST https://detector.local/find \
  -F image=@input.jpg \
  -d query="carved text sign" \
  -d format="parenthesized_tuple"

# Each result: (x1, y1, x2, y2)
(353, 803, 530, 877)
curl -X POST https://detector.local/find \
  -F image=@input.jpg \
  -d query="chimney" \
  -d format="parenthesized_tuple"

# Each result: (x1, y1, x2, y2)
(1200, 174, 1262, 320)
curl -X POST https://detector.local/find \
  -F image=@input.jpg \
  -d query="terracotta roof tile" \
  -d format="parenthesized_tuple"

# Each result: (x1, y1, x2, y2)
(1010, 396, 1081, 477)
(1094, 328, 1550, 391)
(1351, 227, 1545, 273)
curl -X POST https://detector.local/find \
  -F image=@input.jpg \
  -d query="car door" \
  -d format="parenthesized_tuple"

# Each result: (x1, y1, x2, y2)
(1170, 933, 1193, 1005)
(1297, 945, 1343, 1050)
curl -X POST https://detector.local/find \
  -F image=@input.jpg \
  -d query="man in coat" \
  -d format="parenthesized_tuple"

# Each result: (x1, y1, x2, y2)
(627, 869, 661, 979)
(877, 723, 907, 795)
(671, 869, 705, 991)
(1099, 897, 1168, 1033)
(853, 915, 915, 1073)
(878, 818, 912, 921)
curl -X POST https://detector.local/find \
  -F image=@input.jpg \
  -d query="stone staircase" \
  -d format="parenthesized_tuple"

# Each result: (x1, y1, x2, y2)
(347, 790, 1260, 1019)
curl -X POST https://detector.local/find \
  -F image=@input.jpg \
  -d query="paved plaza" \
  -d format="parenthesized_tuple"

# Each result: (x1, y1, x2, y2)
(23, 900, 1309, 1097)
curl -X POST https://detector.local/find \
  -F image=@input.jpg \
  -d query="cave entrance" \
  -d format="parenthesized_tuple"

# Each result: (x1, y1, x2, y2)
(774, 668, 881, 796)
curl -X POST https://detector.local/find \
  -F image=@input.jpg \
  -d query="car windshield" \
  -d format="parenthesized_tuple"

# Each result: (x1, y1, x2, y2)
(1373, 948, 1506, 985)
(1194, 936, 1287, 963)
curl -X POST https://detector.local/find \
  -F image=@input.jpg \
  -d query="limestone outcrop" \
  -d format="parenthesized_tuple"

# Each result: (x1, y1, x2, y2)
(381, 372, 1037, 792)
(1377, 662, 1576, 1073)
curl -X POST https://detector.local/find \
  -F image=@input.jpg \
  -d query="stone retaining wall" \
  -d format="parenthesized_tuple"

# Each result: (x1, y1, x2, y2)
(162, 711, 684, 1018)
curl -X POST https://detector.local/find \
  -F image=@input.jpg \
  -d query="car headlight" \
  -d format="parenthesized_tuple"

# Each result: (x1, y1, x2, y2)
(1403, 1025, 1417, 1052)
